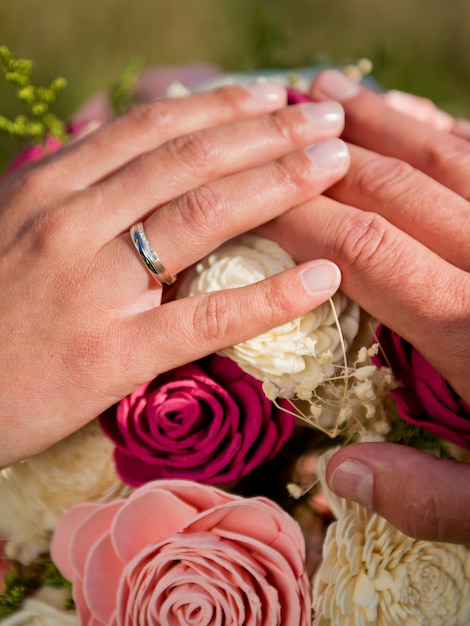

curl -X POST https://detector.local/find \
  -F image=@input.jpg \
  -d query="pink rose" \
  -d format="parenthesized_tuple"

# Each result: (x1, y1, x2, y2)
(50, 480, 311, 626)
(373, 325, 470, 448)
(100, 355, 295, 486)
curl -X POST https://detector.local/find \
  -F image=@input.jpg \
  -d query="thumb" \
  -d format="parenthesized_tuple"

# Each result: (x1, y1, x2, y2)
(326, 442, 470, 543)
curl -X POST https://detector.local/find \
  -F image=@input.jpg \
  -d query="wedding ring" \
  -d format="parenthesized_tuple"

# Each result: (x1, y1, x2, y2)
(130, 222, 176, 286)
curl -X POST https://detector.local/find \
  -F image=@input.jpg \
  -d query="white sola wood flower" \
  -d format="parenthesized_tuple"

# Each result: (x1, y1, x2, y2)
(313, 506, 470, 625)
(0, 420, 131, 564)
(312, 452, 470, 626)
(178, 234, 361, 398)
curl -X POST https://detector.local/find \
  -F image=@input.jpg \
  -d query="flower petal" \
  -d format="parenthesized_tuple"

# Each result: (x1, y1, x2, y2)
(50, 502, 101, 581)
(111, 489, 198, 562)
(84, 533, 121, 624)
(70, 500, 124, 580)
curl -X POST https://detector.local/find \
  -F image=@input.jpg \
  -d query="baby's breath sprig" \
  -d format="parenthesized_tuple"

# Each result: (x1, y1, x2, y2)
(0, 45, 68, 143)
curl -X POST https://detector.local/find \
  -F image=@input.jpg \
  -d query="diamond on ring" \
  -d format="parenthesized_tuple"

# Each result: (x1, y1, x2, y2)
(130, 222, 176, 286)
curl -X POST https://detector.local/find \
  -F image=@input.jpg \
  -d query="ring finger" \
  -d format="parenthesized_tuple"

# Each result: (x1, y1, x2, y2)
(102, 136, 350, 300)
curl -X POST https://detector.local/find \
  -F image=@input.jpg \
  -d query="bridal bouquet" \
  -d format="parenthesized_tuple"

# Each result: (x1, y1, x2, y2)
(1, 47, 470, 626)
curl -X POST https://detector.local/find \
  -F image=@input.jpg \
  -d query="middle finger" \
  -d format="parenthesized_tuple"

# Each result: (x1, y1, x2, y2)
(85, 100, 346, 237)
(102, 136, 350, 298)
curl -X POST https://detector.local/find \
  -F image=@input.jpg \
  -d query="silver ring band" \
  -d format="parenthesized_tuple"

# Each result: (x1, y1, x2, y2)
(130, 222, 176, 286)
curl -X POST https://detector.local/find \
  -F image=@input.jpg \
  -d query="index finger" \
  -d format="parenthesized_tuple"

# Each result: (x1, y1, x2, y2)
(258, 195, 470, 403)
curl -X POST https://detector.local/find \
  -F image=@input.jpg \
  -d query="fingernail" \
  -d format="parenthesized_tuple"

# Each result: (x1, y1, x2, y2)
(243, 82, 286, 104)
(301, 261, 341, 294)
(305, 137, 349, 168)
(299, 101, 344, 129)
(315, 70, 361, 101)
(329, 460, 374, 508)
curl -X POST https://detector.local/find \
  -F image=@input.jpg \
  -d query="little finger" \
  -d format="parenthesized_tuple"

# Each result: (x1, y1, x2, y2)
(46, 83, 289, 189)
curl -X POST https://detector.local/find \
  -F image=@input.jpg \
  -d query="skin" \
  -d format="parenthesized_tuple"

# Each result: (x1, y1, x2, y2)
(260, 70, 470, 543)
(0, 83, 349, 467)
(2, 66, 468, 544)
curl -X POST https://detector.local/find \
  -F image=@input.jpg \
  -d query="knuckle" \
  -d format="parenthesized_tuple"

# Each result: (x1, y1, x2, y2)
(124, 100, 176, 134)
(256, 277, 290, 322)
(422, 132, 470, 174)
(332, 211, 390, 270)
(351, 154, 416, 203)
(180, 184, 225, 234)
(210, 85, 253, 116)
(9, 164, 48, 202)
(20, 206, 70, 252)
(168, 129, 221, 172)
(191, 291, 235, 344)
(265, 109, 296, 143)
(271, 154, 310, 194)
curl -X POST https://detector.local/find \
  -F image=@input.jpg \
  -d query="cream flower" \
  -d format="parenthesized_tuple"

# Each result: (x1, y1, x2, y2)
(0, 587, 78, 625)
(0, 420, 131, 564)
(313, 505, 470, 625)
(178, 234, 361, 398)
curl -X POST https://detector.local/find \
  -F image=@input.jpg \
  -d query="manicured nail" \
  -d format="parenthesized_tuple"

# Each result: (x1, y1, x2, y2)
(299, 101, 344, 129)
(315, 70, 361, 101)
(305, 137, 349, 168)
(243, 82, 286, 104)
(329, 460, 374, 508)
(301, 261, 341, 294)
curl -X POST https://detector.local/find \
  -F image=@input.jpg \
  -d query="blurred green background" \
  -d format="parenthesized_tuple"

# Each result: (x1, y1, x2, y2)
(1, 0, 469, 168)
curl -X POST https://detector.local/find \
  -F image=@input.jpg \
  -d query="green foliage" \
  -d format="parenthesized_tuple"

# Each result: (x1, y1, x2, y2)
(110, 56, 145, 116)
(0, 45, 68, 143)
(247, 1, 290, 69)
(385, 415, 450, 459)
(0, 556, 73, 618)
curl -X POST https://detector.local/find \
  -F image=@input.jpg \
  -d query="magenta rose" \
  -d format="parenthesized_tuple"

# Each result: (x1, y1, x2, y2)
(4, 121, 87, 176)
(373, 325, 470, 448)
(100, 355, 295, 486)
(286, 87, 310, 104)
(50, 480, 311, 626)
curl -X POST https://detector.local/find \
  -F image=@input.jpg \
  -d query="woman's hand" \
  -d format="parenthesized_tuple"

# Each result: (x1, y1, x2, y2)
(260, 70, 470, 543)
(0, 83, 349, 467)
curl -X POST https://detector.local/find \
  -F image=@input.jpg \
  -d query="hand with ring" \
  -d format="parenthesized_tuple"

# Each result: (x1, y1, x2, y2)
(0, 82, 350, 467)
(260, 70, 470, 543)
